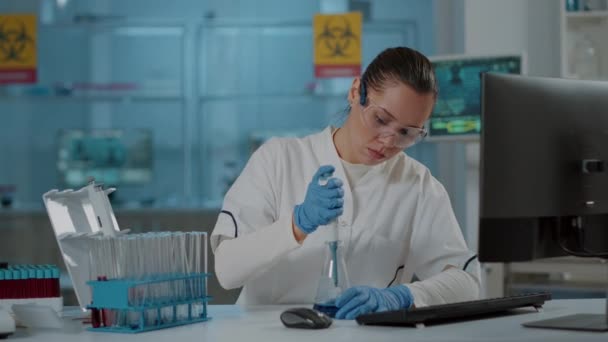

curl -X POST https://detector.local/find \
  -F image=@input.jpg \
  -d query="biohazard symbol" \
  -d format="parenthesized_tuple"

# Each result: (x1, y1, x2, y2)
(0, 18, 35, 63)
(316, 16, 359, 58)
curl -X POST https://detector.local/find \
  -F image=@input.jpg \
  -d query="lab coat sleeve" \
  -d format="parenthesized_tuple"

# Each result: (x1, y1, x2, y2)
(406, 266, 480, 308)
(210, 139, 301, 290)
(404, 174, 481, 307)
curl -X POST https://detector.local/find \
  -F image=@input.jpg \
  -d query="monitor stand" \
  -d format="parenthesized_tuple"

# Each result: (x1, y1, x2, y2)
(523, 259, 608, 332)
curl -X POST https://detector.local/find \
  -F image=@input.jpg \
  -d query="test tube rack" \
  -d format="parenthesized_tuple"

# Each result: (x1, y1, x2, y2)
(86, 272, 211, 333)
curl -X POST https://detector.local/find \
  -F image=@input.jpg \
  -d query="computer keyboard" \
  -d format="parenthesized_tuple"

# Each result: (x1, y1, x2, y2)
(356, 292, 552, 327)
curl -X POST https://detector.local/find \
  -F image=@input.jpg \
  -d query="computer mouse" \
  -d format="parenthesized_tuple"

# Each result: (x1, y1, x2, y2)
(280, 307, 332, 329)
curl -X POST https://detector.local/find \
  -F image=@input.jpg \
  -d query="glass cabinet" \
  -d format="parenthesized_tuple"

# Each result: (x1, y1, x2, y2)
(0, 11, 420, 209)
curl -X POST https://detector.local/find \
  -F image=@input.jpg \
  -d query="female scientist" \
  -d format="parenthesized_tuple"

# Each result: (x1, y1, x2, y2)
(210, 47, 480, 319)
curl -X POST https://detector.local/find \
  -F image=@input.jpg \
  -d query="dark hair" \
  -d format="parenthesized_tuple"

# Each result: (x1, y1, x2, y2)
(359, 47, 438, 106)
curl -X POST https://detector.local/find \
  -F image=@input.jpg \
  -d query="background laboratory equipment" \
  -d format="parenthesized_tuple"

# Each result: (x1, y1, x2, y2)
(427, 54, 523, 140)
(56, 129, 153, 190)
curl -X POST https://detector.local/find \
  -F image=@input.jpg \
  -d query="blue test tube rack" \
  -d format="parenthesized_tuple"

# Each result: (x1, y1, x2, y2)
(86, 272, 211, 333)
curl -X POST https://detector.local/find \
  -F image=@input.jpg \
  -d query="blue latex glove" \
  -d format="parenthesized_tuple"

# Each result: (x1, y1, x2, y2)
(293, 165, 344, 234)
(335, 285, 414, 320)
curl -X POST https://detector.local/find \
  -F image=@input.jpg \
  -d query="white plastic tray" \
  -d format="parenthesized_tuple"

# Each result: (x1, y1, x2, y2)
(42, 182, 120, 310)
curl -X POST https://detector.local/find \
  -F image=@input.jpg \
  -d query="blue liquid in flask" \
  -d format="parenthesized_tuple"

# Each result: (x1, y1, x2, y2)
(313, 302, 339, 318)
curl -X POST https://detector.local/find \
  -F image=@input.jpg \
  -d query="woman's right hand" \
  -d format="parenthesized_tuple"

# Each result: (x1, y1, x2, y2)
(293, 165, 344, 238)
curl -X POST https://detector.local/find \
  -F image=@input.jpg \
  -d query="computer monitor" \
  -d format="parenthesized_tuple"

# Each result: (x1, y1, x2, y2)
(57, 129, 153, 188)
(478, 73, 608, 331)
(427, 53, 525, 141)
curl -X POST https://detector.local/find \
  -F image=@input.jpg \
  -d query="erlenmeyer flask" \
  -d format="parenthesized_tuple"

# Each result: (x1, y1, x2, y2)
(571, 34, 600, 80)
(313, 241, 350, 317)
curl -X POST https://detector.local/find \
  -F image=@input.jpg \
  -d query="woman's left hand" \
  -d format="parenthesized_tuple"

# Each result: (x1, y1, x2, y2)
(334, 285, 414, 320)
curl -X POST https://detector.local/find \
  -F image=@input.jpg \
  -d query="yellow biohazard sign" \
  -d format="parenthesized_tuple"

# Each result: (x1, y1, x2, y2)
(313, 12, 362, 78)
(0, 14, 37, 84)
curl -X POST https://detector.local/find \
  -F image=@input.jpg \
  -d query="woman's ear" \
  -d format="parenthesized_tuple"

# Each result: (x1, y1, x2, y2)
(348, 77, 361, 105)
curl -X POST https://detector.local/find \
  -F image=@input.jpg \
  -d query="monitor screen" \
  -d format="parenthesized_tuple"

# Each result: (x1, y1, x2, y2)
(478, 73, 608, 262)
(57, 129, 153, 188)
(428, 54, 524, 140)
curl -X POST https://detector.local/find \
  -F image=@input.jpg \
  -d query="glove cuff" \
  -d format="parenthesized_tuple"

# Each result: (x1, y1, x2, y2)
(384, 285, 414, 310)
(294, 204, 316, 234)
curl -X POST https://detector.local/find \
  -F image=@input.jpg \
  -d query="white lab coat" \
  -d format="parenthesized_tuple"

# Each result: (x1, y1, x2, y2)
(211, 127, 480, 306)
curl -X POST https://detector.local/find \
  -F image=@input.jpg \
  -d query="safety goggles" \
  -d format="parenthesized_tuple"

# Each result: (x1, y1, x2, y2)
(360, 102, 427, 149)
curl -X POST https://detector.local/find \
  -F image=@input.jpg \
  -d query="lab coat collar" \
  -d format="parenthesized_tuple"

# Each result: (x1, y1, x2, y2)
(311, 126, 396, 226)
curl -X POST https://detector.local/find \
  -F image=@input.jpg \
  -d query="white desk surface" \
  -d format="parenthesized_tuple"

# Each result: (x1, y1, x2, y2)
(10, 299, 608, 342)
